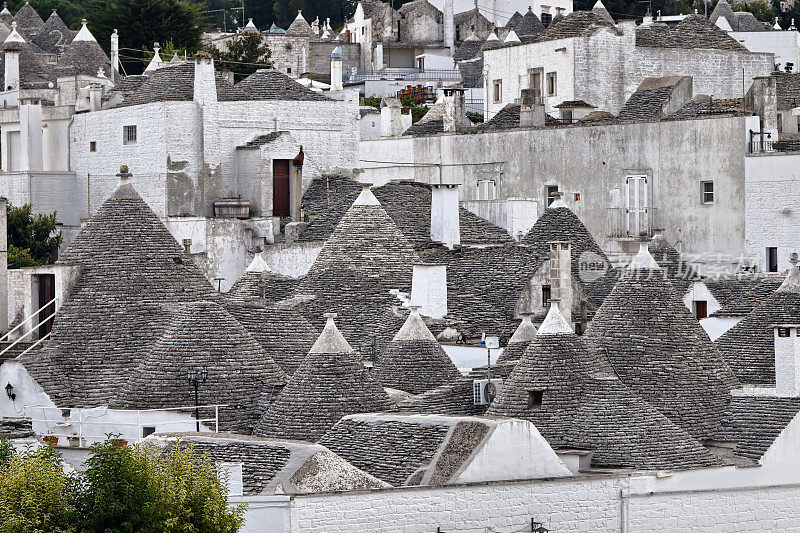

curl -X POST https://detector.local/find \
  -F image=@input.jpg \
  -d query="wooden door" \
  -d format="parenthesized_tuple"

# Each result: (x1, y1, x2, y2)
(37, 274, 55, 338)
(695, 301, 708, 320)
(272, 160, 290, 218)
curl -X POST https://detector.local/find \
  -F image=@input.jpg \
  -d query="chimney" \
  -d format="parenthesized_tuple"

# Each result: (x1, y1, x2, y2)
(88, 84, 103, 111)
(193, 52, 218, 107)
(330, 45, 343, 91)
(746, 75, 778, 138)
(0, 196, 7, 334)
(4, 48, 19, 92)
(519, 88, 545, 127)
(430, 184, 460, 248)
(380, 97, 404, 137)
(773, 323, 800, 396)
(411, 264, 448, 318)
(548, 241, 572, 325)
(19, 98, 43, 172)
(443, 0, 455, 52)
(110, 29, 119, 83)
(442, 87, 466, 133)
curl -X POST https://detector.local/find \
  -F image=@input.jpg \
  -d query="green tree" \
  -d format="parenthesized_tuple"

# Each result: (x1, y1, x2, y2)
(8, 0, 87, 27)
(77, 438, 245, 532)
(0, 445, 78, 532)
(206, 31, 272, 78)
(6, 203, 62, 269)
(732, 0, 776, 21)
(86, 0, 206, 75)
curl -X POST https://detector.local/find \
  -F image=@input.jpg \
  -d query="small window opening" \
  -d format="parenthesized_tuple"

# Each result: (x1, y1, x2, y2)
(542, 285, 551, 305)
(142, 426, 156, 438)
(778, 327, 793, 338)
(768, 247, 779, 272)
(89, 141, 96, 152)
(123, 125, 137, 145)
(701, 181, 714, 204)
(528, 390, 544, 409)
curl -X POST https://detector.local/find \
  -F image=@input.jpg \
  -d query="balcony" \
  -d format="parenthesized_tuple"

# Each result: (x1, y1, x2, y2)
(606, 207, 660, 240)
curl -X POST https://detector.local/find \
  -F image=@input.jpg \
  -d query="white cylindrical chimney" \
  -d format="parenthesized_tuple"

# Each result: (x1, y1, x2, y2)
(430, 184, 460, 249)
(19, 98, 43, 172)
(443, 0, 455, 52)
(110, 29, 119, 83)
(330, 45, 343, 91)
(4, 48, 19, 92)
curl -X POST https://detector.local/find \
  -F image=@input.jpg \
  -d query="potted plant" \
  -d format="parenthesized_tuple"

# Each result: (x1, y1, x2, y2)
(42, 435, 58, 446)
(110, 438, 128, 447)
(67, 434, 80, 447)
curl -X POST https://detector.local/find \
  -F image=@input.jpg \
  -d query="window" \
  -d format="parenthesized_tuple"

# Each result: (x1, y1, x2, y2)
(778, 327, 793, 338)
(529, 69, 542, 100)
(546, 185, 559, 206)
(493, 79, 502, 102)
(625, 175, 648, 236)
(89, 141, 96, 152)
(541, 284, 551, 305)
(546, 72, 557, 96)
(477, 179, 496, 200)
(287, 67, 292, 73)
(694, 301, 708, 320)
(574, 322, 583, 335)
(527, 390, 544, 409)
(701, 181, 714, 204)
(560, 109, 573, 122)
(122, 125, 137, 145)
(142, 426, 156, 438)
(768, 247, 779, 272)
(541, 12, 552, 25)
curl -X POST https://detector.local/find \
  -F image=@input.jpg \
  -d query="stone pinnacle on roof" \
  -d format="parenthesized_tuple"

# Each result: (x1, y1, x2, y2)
(496, 313, 537, 364)
(0, 3, 9, 16)
(537, 301, 573, 334)
(591, 0, 615, 24)
(3, 21, 24, 44)
(72, 18, 96, 42)
(245, 254, 272, 273)
(144, 42, 163, 72)
(548, 191, 567, 208)
(778, 253, 800, 292)
(254, 313, 395, 442)
(628, 241, 661, 270)
(374, 306, 462, 394)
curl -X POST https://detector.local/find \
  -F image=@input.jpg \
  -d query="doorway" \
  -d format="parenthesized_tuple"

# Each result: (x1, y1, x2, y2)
(37, 274, 56, 338)
(272, 159, 290, 218)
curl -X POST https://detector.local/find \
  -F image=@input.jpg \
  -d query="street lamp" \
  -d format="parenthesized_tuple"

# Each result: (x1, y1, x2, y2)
(186, 368, 208, 432)
(4, 383, 14, 401)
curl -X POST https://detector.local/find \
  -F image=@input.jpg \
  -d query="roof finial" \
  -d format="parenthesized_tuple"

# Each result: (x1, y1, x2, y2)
(117, 165, 132, 184)
(537, 299, 574, 335)
(548, 191, 567, 208)
(790, 252, 798, 267)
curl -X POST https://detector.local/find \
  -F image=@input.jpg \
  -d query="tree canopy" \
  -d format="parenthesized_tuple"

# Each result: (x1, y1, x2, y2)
(205, 31, 272, 78)
(6, 203, 62, 269)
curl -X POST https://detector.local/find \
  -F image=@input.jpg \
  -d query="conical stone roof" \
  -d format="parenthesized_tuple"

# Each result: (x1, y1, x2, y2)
(515, 7, 545, 42)
(227, 255, 299, 303)
(648, 232, 699, 295)
(453, 34, 482, 61)
(583, 244, 738, 440)
(487, 305, 725, 470)
(286, 10, 314, 36)
(496, 313, 537, 364)
(0, 22, 53, 88)
(54, 20, 111, 76)
(22, 173, 219, 407)
(254, 315, 395, 442)
(115, 301, 287, 434)
(521, 198, 609, 280)
(374, 307, 462, 394)
(224, 300, 319, 375)
(716, 261, 800, 386)
(480, 31, 502, 52)
(12, 1, 43, 40)
(591, 0, 615, 24)
(293, 186, 420, 351)
(31, 10, 73, 54)
(0, 3, 12, 27)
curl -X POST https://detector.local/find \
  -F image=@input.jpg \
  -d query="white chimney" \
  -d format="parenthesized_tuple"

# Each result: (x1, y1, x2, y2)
(193, 52, 218, 107)
(549, 241, 572, 325)
(442, 87, 466, 133)
(19, 98, 43, 172)
(88, 84, 103, 111)
(774, 325, 800, 396)
(330, 45, 343, 91)
(443, 0, 455, 52)
(431, 184, 460, 248)
(110, 29, 119, 83)
(380, 97, 404, 137)
(4, 48, 19, 92)
(411, 263, 448, 318)
(519, 88, 545, 127)
(0, 196, 7, 334)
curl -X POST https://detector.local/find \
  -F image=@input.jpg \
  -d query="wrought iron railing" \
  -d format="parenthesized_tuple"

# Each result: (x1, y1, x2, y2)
(606, 207, 660, 239)
(346, 68, 462, 82)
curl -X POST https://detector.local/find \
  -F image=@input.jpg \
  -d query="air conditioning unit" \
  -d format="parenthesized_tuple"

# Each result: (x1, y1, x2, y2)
(473, 378, 503, 406)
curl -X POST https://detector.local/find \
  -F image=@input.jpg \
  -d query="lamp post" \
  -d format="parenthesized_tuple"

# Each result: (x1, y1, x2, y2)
(4, 383, 14, 401)
(186, 368, 208, 432)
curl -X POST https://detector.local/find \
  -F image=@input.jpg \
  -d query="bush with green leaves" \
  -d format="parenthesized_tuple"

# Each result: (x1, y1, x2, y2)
(6, 202, 62, 269)
(0, 437, 245, 532)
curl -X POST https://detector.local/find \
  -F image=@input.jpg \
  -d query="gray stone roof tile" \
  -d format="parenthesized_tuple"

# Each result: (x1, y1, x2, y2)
(710, 275, 783, 317)
(12, 2, 43, 40)
(30, 10, 74, 54)
(714, 396, 800, 461)
(636, 15, 747, 51)
(54, 38, 111, 77)
(237, 69, 330, 101)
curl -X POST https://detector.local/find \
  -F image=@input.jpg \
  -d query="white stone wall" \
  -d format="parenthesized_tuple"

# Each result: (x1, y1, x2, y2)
(359, 114, 757, 257)
(744, 152, 800, 271)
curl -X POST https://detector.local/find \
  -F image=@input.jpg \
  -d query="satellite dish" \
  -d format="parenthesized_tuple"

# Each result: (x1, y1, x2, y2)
(483, 381, 497, 403)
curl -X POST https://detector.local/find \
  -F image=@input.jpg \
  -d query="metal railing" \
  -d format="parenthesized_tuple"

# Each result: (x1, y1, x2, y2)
(748, 140, 775, 153)
(26, 404, 228, 446)
(772, 140, 800, 152)
(0, 297, 58, 359)
(346, 68, 462, 82)
(606, 207, 660, 239)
